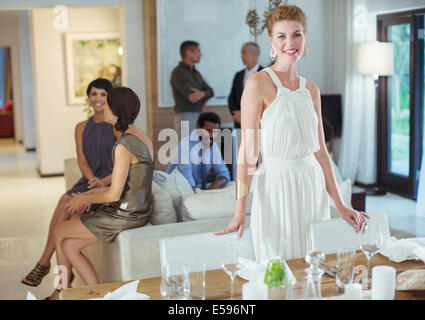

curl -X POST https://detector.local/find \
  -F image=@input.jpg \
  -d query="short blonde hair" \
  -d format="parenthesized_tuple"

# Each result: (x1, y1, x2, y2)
(266, 4, 307, 36)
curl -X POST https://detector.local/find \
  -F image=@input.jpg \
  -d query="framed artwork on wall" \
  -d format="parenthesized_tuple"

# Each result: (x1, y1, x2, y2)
(65, 32, 123, 105)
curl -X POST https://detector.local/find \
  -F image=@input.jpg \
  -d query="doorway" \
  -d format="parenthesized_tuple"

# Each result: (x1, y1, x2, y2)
(0, 47, 14, 139)
(377, 9, 425, 199)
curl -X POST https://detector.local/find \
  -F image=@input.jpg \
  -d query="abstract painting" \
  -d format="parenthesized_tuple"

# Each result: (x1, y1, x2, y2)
(65, 32, 123, 104)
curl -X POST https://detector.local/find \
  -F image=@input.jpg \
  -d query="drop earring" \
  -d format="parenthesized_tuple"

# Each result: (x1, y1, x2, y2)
(269, 47, 277, 62)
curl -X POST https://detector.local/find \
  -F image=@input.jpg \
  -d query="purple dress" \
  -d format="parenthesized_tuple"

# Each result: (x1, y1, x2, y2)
(66, 117, 116, 200)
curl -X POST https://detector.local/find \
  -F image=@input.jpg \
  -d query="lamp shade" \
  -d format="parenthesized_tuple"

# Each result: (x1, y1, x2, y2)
(357, 42, 394, 76)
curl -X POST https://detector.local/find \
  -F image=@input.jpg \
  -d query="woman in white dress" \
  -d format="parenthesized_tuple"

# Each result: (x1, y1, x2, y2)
(215, 4, 369, 261)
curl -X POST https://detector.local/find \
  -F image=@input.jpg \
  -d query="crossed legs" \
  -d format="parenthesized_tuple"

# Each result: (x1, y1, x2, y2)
(22, 194, 73, 286)
(47, 217, 99, 300)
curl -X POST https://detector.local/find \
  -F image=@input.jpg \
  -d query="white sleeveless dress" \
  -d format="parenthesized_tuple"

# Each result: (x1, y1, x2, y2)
(250, 67, 330, 262)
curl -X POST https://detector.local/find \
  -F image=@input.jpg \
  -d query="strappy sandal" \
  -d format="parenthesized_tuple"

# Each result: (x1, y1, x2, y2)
(21, 263, 51, 287)
(45, 288, 61, 300)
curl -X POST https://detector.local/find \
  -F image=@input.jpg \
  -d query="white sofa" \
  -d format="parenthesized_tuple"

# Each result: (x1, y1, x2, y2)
(64, 158, 252, 283)
(64, 158, 414, 284)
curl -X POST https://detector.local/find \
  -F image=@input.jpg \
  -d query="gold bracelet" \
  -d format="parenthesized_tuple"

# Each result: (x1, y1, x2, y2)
(236, 181, 249, 200)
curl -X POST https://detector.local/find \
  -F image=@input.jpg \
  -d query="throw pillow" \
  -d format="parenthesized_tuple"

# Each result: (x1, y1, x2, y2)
(149, 181, 177, 225)
(329, 179, 353, 219)
(161, 168, 195, 222)
(181, 183, 253, 221)
(153, 170, 169, 187)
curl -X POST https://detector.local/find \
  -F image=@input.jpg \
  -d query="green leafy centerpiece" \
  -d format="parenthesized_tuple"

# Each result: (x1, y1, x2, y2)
(264, 259, 287, 288)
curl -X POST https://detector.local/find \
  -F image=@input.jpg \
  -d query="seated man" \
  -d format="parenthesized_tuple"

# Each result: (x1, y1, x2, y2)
(167, 112, 230, 190)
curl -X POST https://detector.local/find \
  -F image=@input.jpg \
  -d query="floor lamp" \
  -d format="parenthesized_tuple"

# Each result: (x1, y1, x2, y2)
(357, 41, 394, 196)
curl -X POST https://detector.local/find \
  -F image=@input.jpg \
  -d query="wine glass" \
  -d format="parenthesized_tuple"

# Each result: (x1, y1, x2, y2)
(160, 262, 190, 300)
(221, 238, 242, 300)
(360, 222, 385, 288)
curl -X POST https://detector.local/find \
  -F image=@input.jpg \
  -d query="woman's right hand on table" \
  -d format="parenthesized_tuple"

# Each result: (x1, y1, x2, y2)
(214, 211, 246, 239)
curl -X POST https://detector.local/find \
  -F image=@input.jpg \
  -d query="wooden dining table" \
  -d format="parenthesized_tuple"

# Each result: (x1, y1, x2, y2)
(60, 251, 425, 300)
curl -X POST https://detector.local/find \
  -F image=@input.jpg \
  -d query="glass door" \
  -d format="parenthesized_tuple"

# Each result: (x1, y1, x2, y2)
(377, 12, 425, 199)
(416, 14, 425, 199)
(388, 23, 411, 178)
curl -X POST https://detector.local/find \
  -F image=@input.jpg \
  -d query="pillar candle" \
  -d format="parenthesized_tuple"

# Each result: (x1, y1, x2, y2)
(371, 266, 396, 300)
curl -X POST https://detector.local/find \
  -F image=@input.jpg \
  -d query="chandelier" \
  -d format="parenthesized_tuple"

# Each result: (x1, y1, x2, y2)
(245, 0, 288, 43)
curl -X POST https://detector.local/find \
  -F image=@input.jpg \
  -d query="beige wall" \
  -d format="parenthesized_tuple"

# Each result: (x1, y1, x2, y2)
(31, 7, 122, 175)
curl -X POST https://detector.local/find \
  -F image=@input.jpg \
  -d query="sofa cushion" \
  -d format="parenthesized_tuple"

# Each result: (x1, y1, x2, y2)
(161, 168, 194, 221)
(181, 183, 253, 221)
(153, 170, 169, 187)
(149, 181, 177, 225)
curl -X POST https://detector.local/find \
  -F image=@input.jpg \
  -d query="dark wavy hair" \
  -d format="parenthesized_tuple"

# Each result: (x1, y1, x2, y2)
(106, 87, 141, 132)
(197, 112, 221, 128)
(86, 78, 113, 96)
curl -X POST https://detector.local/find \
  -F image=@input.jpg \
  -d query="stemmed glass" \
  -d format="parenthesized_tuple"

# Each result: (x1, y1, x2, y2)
(360, 222, 385, 288)
(221, 238, 242, 300)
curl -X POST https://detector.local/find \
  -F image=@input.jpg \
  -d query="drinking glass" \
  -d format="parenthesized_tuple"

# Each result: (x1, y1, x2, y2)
(185, 261, 206, 300)
(336, 245, 356, 290)
(360, 222, 385, 288)
(221, 239, 242, 300)
(160, 262, 190, 300)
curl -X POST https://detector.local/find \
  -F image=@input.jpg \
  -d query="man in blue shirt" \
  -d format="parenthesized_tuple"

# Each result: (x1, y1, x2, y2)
(167, 112, 231, 190)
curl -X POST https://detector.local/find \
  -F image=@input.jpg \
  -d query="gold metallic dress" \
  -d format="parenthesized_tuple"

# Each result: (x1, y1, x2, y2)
(80, 133, 154, 243)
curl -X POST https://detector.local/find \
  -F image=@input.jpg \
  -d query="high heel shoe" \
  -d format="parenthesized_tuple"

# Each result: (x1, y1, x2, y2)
(21, 263, 51, 287)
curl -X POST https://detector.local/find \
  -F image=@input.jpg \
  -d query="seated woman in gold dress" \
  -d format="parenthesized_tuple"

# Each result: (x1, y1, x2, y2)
(46, 87, 154, 300)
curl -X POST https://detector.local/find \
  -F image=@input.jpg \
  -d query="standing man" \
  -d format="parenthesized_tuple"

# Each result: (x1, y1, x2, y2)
(170, 40, 214, 139)
(228, 42, 263, 129)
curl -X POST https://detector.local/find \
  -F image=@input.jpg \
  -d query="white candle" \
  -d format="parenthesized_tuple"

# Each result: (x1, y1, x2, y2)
(371, 266, 396, 300)
(344, 283, 362, 300)
(242, 282, 267, 300)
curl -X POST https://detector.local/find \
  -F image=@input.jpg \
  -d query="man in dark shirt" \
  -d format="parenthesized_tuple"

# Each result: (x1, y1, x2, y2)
(170, 41, 214, 139)
(228, 42, 263, 129)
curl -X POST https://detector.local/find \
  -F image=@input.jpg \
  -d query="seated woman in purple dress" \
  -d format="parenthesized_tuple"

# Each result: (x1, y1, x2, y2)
(21, 78, 116, 287)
